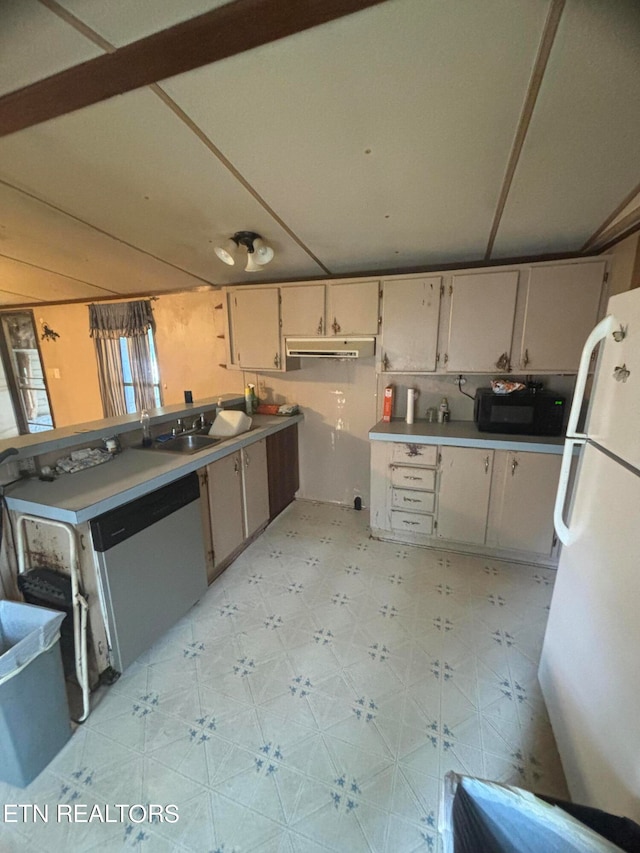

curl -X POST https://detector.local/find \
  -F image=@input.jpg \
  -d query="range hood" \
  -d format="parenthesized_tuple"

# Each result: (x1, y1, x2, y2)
(285, 336, 376, 359)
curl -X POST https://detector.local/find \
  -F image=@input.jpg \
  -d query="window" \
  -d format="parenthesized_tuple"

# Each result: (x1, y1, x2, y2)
(0, 312, 55, 434)
(89, 300, 162, 418)
(119, 328, 162, 414)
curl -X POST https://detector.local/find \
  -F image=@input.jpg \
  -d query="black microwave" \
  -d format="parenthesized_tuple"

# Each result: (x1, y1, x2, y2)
(474, 388, 565, 435)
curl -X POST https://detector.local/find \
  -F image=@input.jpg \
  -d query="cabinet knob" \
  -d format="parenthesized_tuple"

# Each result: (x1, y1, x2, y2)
(332, 317, 341, 334)
(234, 458, 240, 474)
(522, 348, 529, 368)
(484, 456, 490, 474)
(245, 453, 250, 467)
(317, 317, 323, 334)
(382, 352, 390, 371)
(511, 458, 518, 476)
(613, 364, 630, 383)
(612, 325, 626, 342)
(274, 352, 280, 368)
(495, 352, 510, 371)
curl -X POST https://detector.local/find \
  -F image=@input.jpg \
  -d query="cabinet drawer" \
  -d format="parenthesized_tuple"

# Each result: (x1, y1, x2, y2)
(391, 443, 437, 466)
(391, 488, 436, 513)
(390, 465, 436, 490)
(391, 510, 434, 535)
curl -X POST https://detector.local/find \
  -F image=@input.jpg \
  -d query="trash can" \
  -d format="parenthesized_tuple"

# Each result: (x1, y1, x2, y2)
(441, 772, 640, 853)
(0, 600, 72, 787)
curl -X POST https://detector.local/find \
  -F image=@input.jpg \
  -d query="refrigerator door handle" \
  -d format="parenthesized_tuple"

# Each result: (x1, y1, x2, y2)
(566, 314, 618, 438)
(554, 437, 585, 546)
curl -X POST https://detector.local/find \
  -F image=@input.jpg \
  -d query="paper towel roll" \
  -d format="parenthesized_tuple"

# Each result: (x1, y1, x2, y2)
(406, 388, 415, 425)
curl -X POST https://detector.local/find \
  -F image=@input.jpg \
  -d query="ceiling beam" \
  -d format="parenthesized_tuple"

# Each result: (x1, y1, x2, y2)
(581, 182, 640, 252)
(484, 0, 566, 260)
(0, 0, 389, 138)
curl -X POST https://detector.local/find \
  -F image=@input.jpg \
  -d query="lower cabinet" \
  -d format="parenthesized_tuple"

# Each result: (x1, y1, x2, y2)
(201, 427, 300, 582)
(205, 439, 269, 578)
(266, 423, 299, 520)
(370, 440, 561, 566)
(486, 450, 561, 555)
(437, 446, 493, 545)
(242, 439, 270, 538)
(205, 450, 245, 574)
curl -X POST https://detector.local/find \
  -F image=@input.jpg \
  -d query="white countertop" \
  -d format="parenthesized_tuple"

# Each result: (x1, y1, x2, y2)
(4, 414, 302, 525)
(369, 419, 566, 454)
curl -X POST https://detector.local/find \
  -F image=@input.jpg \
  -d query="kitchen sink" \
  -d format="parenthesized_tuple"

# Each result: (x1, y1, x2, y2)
(153, 434, 221, 454)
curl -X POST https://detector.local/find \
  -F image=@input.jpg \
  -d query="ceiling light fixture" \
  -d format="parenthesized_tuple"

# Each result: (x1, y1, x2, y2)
(214, 231, 274, 272)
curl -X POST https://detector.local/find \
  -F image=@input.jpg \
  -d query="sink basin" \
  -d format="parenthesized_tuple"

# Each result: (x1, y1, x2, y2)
(153, 434, 221, 454)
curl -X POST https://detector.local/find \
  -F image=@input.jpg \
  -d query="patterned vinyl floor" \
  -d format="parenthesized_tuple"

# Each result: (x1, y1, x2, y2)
(0, 499, 567, 852)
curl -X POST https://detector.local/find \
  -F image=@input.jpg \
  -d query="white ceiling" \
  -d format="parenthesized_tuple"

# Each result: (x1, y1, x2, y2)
(0, 0, 638, 307)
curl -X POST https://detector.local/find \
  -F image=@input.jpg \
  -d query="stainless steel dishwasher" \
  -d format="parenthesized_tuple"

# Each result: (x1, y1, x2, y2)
(90, 472, 207, 674)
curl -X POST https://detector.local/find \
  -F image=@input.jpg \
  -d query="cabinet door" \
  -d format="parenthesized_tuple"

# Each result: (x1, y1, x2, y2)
(489, 451, 561, 555)
(231, 288, 281, 370)
(519, 262, 605, 372)
(242, 438, 270, 538)
(207, 452, 244, 566)
(281, 285, 326, 336)
(381, 277, 441, 372)
(266, 424, 299, 520)
(327, 281, 379, 335)
(445, 271, 519, 372)
(437, 446, 493, 544)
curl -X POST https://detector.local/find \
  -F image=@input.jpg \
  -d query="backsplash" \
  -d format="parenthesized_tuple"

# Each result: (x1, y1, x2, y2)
(379, 373, 578, 424)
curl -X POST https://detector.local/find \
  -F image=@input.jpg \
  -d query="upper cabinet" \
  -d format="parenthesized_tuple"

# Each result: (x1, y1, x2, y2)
(229, 287, 282, 370)
(225, 257, 607, 375)
(380, 277, 442, 372)
(444, 271, 519, 373)
(281, 280, 379, 337)
(441, 260, 606, 374)
(518, 261, 606, 372)
(326, 281, 380, 335)
(280, 284, 326, 336)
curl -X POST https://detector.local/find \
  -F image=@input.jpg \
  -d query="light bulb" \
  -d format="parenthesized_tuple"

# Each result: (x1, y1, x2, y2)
(245, 252, 261, 272)
(214, 239, 237, 265)
(252, 238, 274, 265)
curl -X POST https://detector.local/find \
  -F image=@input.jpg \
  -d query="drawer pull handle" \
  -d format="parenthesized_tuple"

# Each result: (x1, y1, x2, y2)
(403, 475, 422, 481)
(403, 497, 421, 503)
(402, 520, 420, 526)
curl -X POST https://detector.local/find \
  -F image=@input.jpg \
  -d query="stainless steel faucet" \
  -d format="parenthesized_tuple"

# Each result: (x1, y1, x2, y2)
(172, 414, 208, 437)
(191, 413, 208, 432)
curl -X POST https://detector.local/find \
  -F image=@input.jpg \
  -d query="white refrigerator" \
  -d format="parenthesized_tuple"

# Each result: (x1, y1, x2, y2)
(539, 286, 640, 820)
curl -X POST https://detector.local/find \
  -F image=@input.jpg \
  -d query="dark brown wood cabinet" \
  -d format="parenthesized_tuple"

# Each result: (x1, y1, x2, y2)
(266, 423, 299, 520)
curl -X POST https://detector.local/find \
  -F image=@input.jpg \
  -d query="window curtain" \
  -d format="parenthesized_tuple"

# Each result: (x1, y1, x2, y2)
(89, 300, 157, 418)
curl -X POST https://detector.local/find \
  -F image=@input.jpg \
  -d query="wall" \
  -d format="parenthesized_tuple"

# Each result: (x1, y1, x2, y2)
(31, 291, 242, 428)
(246, 359, 577, 508)
(607, 232, 640, 295)
(247, 359, 378, 507)
(37, 303, 103, 427)
(377, 373, 577, 422)
(0, 353, 19, 439)
(153, 290, 242, 404)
